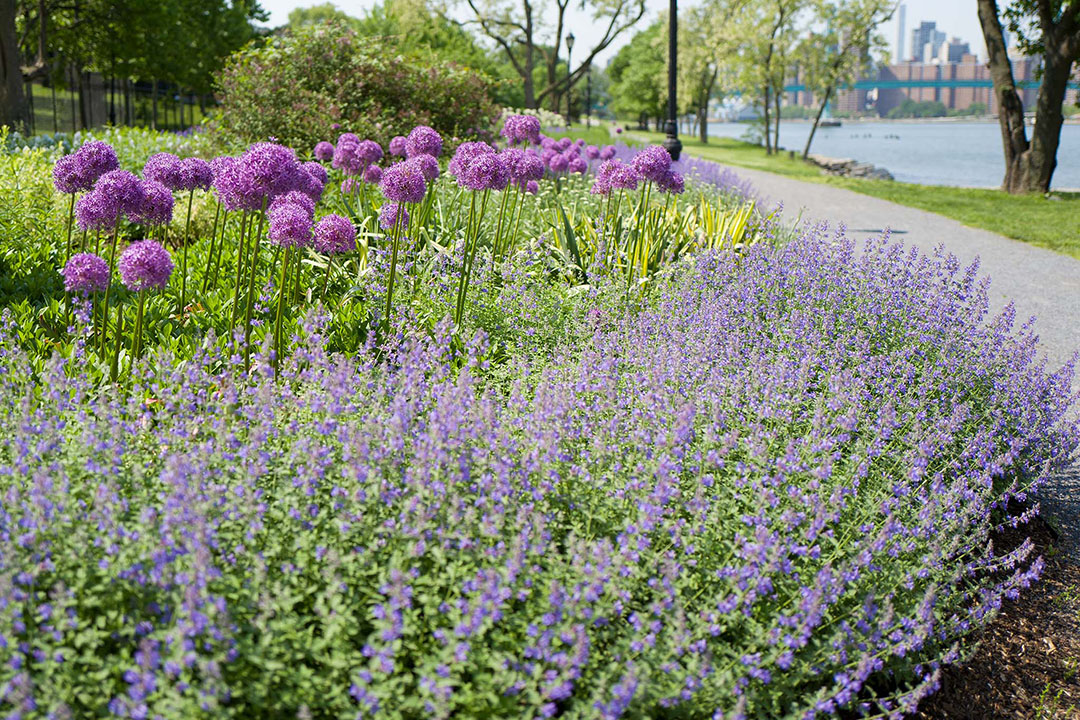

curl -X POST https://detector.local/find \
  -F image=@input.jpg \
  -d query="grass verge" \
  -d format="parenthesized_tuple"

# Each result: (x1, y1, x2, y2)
(633, 130, 1080, 260)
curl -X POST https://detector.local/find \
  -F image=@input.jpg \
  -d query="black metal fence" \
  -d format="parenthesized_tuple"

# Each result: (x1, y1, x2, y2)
(21, 70, 212, 136)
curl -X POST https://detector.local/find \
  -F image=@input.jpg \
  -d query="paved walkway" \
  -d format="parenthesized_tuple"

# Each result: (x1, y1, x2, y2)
(727, 165, 1080, 558)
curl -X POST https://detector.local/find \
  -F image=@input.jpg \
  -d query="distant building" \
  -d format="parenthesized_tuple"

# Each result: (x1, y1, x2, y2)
(941, 38, 970, 64)
(910, 21, 945, 62)
(896, 4, 906, 63)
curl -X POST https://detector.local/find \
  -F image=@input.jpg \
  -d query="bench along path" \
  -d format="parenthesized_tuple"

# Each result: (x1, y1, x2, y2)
(716, 163, 1080, 558)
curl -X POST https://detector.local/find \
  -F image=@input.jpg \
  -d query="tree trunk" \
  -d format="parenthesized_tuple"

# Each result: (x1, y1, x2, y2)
(1022, 50, 1072, 193)
(773, 88, 781, 151)
(0, 0, 30, 131)
(977, 0, 1031, 192)
(698, 104, 708, 143)
(762, 84, 771, 153)
(803, 85, 832, 159)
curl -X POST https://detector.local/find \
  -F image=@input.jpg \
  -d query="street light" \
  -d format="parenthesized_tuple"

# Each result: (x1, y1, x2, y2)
(565, 32, 575, 128)
(586, 63, 592, 128)
(663, 0, 682, 160)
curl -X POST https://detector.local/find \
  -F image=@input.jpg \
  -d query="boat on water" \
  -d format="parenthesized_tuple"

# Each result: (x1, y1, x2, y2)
(820, 120, 842, 128)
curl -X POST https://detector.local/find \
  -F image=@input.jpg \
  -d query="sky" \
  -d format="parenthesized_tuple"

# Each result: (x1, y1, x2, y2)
(256, 0, 987, 66)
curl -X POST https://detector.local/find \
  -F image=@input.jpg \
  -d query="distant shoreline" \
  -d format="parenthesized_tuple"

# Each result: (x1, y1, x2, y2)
(708, 116, 1080, 125)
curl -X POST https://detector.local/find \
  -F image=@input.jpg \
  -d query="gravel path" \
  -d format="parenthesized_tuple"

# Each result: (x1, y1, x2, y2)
(722, 165, 1080, 558)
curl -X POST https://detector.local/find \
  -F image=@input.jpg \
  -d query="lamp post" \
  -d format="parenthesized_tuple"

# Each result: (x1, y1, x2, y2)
(565, 32, 575, 128)
(662, 0, 682, 160)
(586, 63, 592, 128)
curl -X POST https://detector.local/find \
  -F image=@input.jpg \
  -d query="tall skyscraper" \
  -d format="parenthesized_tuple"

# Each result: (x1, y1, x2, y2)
(896, 4, 906, 62)
(910, 21, 945, 63)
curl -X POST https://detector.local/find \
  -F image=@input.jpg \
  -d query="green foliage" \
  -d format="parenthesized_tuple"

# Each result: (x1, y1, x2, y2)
(886, 99, 948, 119)
(216, 23, 500, 151)
(607, 20, 667, 123)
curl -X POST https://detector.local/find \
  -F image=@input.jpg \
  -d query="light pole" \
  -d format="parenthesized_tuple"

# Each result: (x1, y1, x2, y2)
(565, 32, 575, 128)
(586, 63, 592, 128)
(662, 0, 682, 160)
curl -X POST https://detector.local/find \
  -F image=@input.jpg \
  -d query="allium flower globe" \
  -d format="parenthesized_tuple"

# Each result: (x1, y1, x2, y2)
(131, 180, 175, 226)
(525, 180, 539, 195)
(630, 145, 672, 184)
(313, 141, 335, 162)
(75, 190, 119, 231)
(357, 140, 384, 165)
(143, 152, 185, 190)
(548, 153, 569, 173)
(599, 145, 617, 160)
(405, 125, 443, 158)
(178, 158, 214, 191)
(52, 154, 85, 194)
(269, 190, 316, 219)
(74, 140, 119, 184)
(406, 155, 439, 183)
(118, 240, 173, 292)
(337, 132, 360, 146)
(659, 170, 685, 194)
(95, 170, 145, 216)
(62, 253, 110, 295)
(459, 153, 509, 191)
(303, 161, 328, 185)
(268, 203, 313, 248)
(388, 136, 407, 156)
(312, 214, 356, 255)
(363, 165, 383, 185)
(448, 141, 495, 177)
(379, 202, 409, 231)
(380, 162, 427, 204)
(585, 145, 600, 160)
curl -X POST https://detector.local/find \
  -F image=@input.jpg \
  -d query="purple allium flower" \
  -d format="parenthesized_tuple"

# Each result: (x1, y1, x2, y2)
(143, 152, 185, 190)
(332, 141, 365, 176)
(364, 165, 383, 185)
(268, 203, 313, 248)
(337, 132, 360, 146)
(75, 190, 118, 231)
(303, 161, 328, 186)
(406, 155, 439, 183)
(96, 170, 145, 216)
(270, 191, 316, 220)
(615, 127, 624, 134)
(448, 141, 495, 178)
(389, 136, 407, 157)
(74, 140, 118, 185)
(405, 125, 443, 158)
(525, 180, 539, 195)
(380, 162, 427, 204)
(213, 159, 260, 212)
(52, 154, 84, 194)
(312, 214, 356, 255)
(459, 153, 508, 191)
(177, 158, 213, 192)
(210, 155, 235, 180)
(501, 148, 544, 189)
(599, 145, 616, 160)
(242, 142, 301, 200)
(610, 164, 642, 191)
(314, 142, 335, 162)
(658, 170, 685, 194)
(568, 156, 587, 174)
(585, 145, 600, 160)
(548, 154, 569, 173)
(62, 252, 110, 295)
(357, 140, 384, 165)
(131, 181, 175, 226)
(631, 145, 672, 184)
(378, 202, 409, 231)
(556, 137, 573, 151)
(501, 114, 542, 146)
(118, 240, 173, 292)
(341, 177, 359, 195)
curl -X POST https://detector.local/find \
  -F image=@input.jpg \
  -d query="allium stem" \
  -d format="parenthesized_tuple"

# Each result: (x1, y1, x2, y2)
(274, 246, 291, 371)
(492, 188, 511, 262)
(99, 224, 121, 354)
(455, 190, 489, 327)
(63, 194, 75, 264)
(321, 258, 333, 299)
(243, 200, 268, 369)
(179, 188, 194, 317)
(203, 200, 222, 293)
(510, 189, 526, 258)
(229, 211, 250, 335)
(133, 290, 146, 361)
(382, 208, 404, 335)
(110, 303, 123, 382)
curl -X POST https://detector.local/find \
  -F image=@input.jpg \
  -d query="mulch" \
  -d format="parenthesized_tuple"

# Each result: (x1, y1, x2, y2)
(914, 516, 1080, 720)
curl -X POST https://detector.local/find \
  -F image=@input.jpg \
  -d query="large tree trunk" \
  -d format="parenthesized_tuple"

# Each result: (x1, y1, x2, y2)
(522, 1, 535, 108)
(803, 85, 832, 159)
(762, 84, 771, 153)
(1024, 51, 1072, 192)
(0, 0, 30, 131)
(697, 104, 708, 143)
(977, 0, 1031, 192)
(773, 86, 781, 151)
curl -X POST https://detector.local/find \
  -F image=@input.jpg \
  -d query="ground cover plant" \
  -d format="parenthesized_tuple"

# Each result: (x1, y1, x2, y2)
(0, 116, 1077, 719)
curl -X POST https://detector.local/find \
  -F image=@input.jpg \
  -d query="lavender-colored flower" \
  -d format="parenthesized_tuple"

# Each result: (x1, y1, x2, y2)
(610, 164, 641, 191)
(74, 140, 119, 185)
(303, 161, 328, 186)
(501, 115, 542, 146)
(62, 252, 110, 294)
(314, 142, 335, 162)
(131, 180, 175, 226)
(143, 152, 185, 190)
(525, 180, 539, 195)
(389, 136, 408, 157)
(380, 162, 427, 204)
(242, 142, 301, 200)
(406, 155, 439, 183)
(630, 145, 672, 184)
(585, 145, 600, 160)
(267, 203, 313, 248)
(448, 141, 495, 178)
(95, 170, 145, 216)
(378, 202, 409, 231)
(364, 165, 383, 185)
(52, 154, 84, 194)
(405, 126, 443, 158)
(459, 153, 509, 191)
(312, 214, 356, 255)
(213, 160, 260, 212)
(332, 141, 365, 176)
(555, 137, 573, 151)
(210, 155, 236, 180)
(270, 191, 316, 220)
(177, 158, 213, 192)
(599, 145, 616, 160)
(337, 132, 360, 146)
(118, 240, 173, 292)
(341, 177, 359, 195)
(567, 156, 587, 174)
(548, 154, 569, 173)
(298, 170, 326, 204)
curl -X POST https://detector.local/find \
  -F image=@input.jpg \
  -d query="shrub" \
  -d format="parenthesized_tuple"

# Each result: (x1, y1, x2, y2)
(0, 230, 1074, 719)
(215, 23, 500, 152)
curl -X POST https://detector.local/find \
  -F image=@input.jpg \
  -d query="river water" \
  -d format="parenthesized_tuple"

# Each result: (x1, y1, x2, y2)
(704, 120, 1080, 189)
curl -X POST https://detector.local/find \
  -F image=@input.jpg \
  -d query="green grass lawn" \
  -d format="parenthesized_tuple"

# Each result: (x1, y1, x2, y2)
(634, 130, 1080, 260)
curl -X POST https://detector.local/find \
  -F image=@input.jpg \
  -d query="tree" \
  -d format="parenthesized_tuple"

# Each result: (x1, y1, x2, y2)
(448, 0, 645, 110)
(978, 0, 1079, 193)
(607, 19, 666, 128)
(287, 2, 356, 27)
(677, 0, 748, 143)
(797, 0, 892, 159)
(1, 0, 29, 130)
